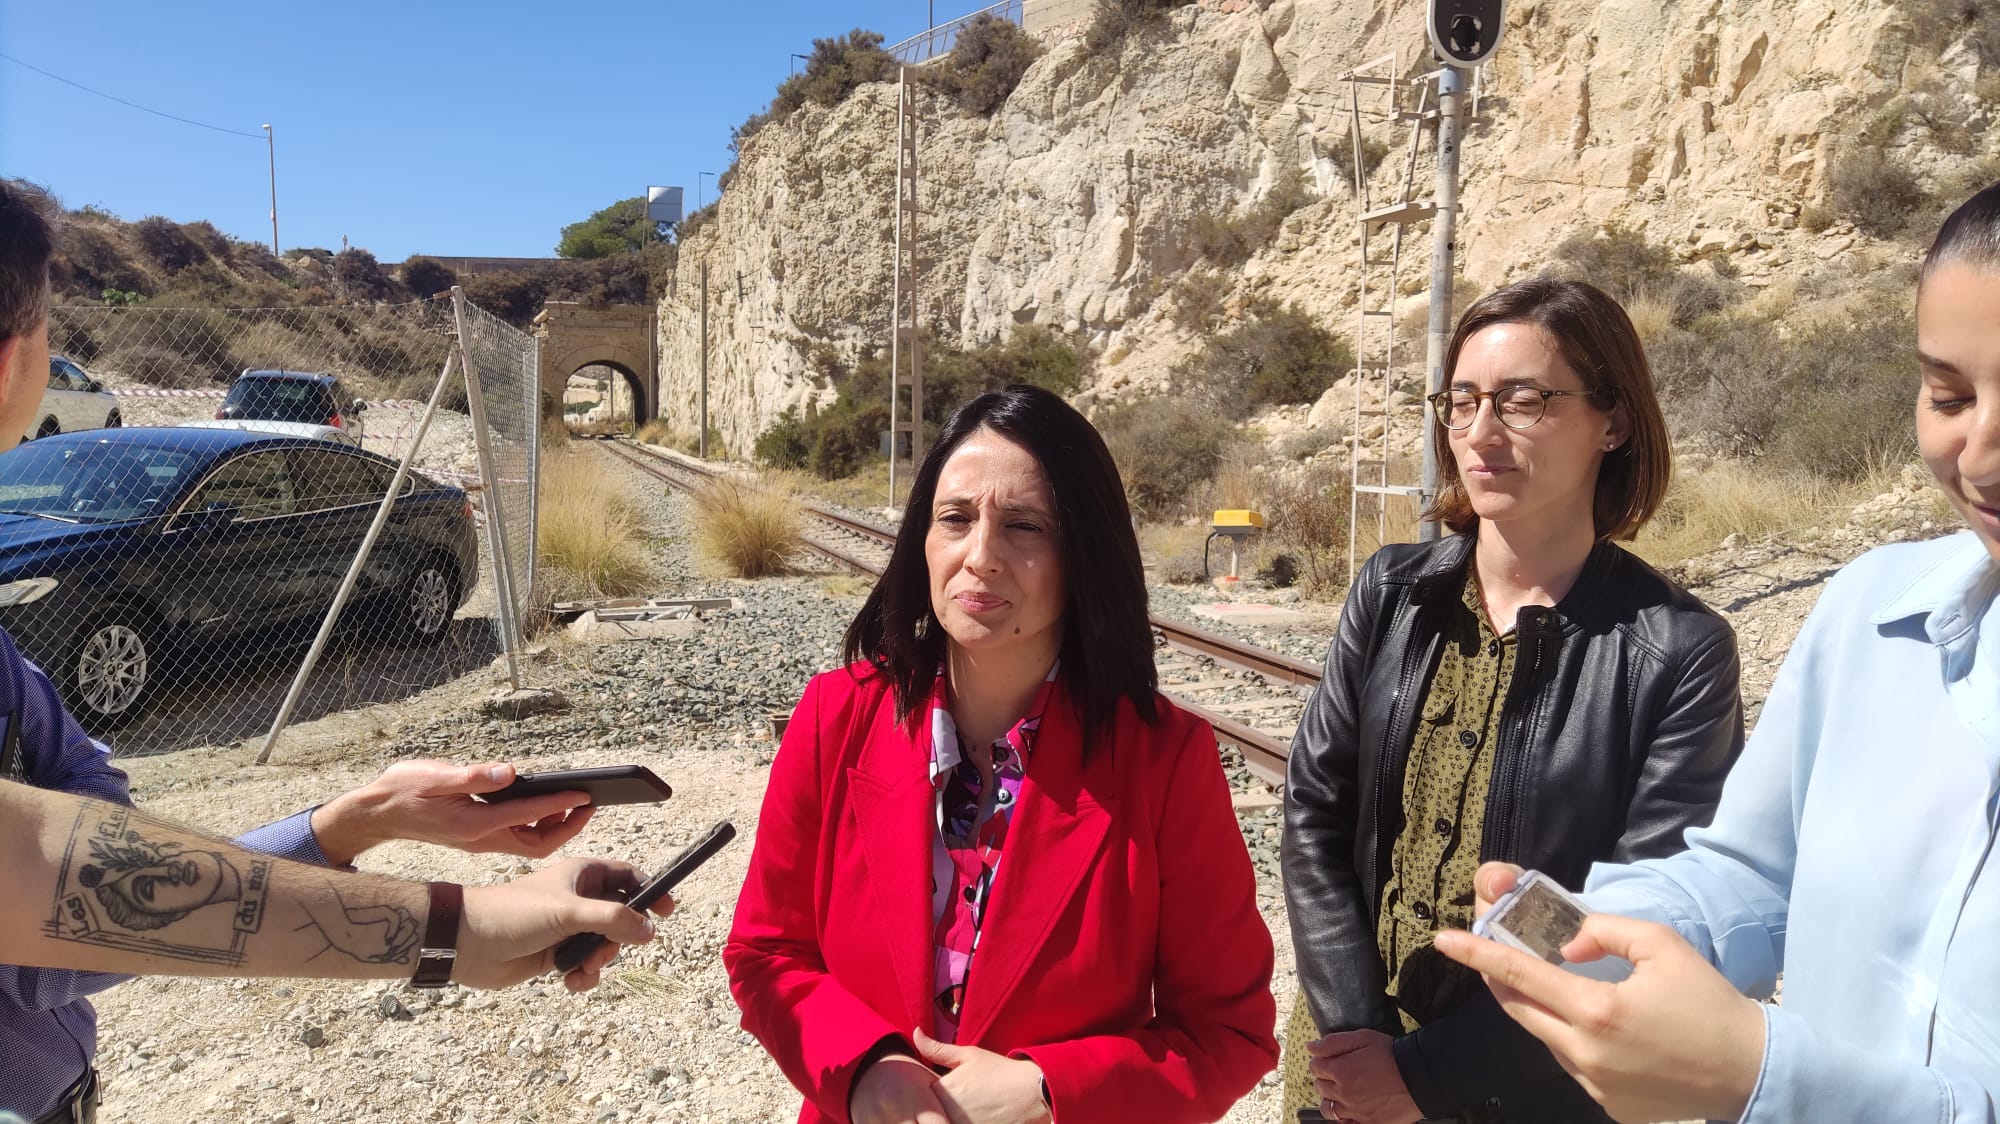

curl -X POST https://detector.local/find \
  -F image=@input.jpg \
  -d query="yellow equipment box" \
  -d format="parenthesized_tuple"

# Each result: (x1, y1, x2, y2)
(1211, 509, 1266, 531)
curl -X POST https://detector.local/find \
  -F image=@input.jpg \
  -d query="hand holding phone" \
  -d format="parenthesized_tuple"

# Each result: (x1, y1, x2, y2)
(479, 765, 672, 808)
(1471, 870, 1633, 983)
(551, 821, 736, 973)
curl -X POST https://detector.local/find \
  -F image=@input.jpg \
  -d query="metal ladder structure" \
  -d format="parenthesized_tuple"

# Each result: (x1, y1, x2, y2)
(887, 68, 925, 508)
(1344, 53, 1441, 582)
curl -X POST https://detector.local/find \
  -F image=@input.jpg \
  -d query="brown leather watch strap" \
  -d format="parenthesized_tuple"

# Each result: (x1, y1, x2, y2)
(411, 881, 462, 988)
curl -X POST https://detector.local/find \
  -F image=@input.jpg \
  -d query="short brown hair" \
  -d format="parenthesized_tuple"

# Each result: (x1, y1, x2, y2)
(1425, 276, 1671, 541)
(0, 179, 59, 343)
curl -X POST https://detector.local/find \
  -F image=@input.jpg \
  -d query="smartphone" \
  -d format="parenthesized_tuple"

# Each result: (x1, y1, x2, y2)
(1471, 870, 1632, 983)
(552, 821, 737, 974)
(479, 765, 672, 807)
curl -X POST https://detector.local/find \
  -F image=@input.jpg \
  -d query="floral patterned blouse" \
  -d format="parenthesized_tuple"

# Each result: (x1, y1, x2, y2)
(923, 663, 1059, 1042)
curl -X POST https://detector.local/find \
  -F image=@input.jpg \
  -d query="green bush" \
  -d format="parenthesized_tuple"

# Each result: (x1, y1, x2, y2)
(772, 30, 896, 124)
(1650, 301, 1915, 480)
(557, 197, 650, 260)
(924, 14, 1041, 115)
(1827, 145, 1929, 238)
(332, 248, 400, 302)
(56, 224, 152, 297)
(133, 216, 208, 275)
(1174, 299, 1352, 412)
(1187, 165, 1312, 267)
(1552, 224, 1734, 326)
(400, 256, 458, 297)
(1086, 0, 1180, 52)
(755, 408, 812, 469)
(1097, 397, 1233, 515)
(1327, 134, 1391, 188)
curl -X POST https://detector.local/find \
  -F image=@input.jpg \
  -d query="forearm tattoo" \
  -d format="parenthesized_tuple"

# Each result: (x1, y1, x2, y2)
(48, 801, 270, 967)
(46, 799, 420, 970)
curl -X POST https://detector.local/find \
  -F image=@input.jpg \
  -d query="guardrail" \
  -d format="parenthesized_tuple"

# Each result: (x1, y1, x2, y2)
(885, 0, 1026, 64)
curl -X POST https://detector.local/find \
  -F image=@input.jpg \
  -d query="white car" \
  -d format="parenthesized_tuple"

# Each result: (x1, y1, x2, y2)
(36, 356, 122, 439)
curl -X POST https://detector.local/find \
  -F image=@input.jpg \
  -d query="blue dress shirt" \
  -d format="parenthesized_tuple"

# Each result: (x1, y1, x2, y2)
(1584, 532, 2000, 1122)
(0, 627, 337, 1119)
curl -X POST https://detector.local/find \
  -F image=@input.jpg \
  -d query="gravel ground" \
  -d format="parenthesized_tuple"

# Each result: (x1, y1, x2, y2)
(91, 457, 1298, 1124)
(87, 448, 1942, 1124)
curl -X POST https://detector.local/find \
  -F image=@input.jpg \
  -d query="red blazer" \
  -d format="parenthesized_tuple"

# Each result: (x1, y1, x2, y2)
(725, 666, 1278, 1123)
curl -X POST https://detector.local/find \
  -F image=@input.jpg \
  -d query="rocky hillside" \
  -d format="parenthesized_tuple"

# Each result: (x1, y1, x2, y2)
(658, 0, 1984, 452)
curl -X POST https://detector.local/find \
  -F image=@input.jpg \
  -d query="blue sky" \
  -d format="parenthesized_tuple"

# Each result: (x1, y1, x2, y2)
(1, 0, 962, 261)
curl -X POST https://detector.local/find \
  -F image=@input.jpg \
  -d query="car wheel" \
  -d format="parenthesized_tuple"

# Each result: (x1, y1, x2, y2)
(70, 608, 153, 728)
(401, 560, 457, 644)
(34, 417, 58, 440)
(104, 410, 122, 428)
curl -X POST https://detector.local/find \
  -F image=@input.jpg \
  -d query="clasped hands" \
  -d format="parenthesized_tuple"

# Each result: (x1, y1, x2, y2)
(851, 1028, 1051, 1124)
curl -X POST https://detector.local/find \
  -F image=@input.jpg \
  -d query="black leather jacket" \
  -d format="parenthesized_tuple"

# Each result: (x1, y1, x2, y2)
(1282, 534, 1744, 1121)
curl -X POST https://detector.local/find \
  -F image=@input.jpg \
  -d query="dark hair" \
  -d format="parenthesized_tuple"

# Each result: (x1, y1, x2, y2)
(1426, 276, 1672, 542)
(0, 180, 58, 344)
(1922, 181, 2000, 285)
(841, 384, 1157, 740)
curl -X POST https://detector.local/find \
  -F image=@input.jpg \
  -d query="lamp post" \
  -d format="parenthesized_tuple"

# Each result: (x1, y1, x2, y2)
(790, 52, 809, 75)
(261, 123, 279, 255)
(698, 170, 716, 210)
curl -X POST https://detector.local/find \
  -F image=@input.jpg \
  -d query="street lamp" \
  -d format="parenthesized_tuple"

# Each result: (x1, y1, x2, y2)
(698, 171, 716, 210)
(261, 124, 279, 255)
(790, 52, 809, 76)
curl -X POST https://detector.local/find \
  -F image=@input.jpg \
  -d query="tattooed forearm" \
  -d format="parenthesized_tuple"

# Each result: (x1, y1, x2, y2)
(296, 884, 420, 965)
(48, 800, 269, 967)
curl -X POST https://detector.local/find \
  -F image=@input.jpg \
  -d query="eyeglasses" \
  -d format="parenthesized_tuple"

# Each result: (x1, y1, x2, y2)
(1426, 386, 1603, 431)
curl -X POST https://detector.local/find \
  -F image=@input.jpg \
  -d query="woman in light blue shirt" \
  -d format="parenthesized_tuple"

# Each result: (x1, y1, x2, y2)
(1434, 182, 2000, 1123)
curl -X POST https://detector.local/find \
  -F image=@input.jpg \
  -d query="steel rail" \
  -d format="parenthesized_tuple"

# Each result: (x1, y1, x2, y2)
(602, 438, 1313, 781)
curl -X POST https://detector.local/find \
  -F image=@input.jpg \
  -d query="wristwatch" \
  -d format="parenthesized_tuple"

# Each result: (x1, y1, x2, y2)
(411, 881, 462, 988)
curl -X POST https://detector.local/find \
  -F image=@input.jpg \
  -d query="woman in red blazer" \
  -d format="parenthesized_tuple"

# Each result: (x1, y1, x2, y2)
(726, 386, 1278, 1124)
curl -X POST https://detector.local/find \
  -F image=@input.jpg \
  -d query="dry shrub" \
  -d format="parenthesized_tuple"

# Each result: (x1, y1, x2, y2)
(1828, 145, 1927, 238)
(633, 419, 678, 445)
(536, 450, 651, 601)
(1268, 463, 1354, 597)
(695, 476, 802, 578)
(1623, 292, 1677, 346)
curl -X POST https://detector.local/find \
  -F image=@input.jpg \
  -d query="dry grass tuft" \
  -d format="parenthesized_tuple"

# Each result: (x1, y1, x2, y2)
(536, 450, 652, 603)
(632, 418, 678, 445)
(695, 475, 803, 578)
(1627, 459, 1928, 568)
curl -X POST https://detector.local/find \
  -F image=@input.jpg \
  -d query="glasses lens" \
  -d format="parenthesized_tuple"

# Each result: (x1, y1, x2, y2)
(1495, 387, 1545, 429)
(1433, 392, 1475, 429)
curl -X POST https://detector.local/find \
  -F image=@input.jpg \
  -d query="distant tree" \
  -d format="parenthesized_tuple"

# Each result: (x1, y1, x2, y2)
(773, 30, 896, 120)
(925, 15, 1041, 115)
(557, 197, 650, 259)
(400, 255, 459, 297)
(133, 216, 208, 274)
(332, 247, 400, 302)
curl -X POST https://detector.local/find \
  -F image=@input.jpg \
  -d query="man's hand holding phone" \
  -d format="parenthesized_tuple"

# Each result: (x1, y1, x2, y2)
(310, 760, 600, 865)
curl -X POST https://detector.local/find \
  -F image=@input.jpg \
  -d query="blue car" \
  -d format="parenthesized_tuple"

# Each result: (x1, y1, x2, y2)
(0, 427, 480, 730)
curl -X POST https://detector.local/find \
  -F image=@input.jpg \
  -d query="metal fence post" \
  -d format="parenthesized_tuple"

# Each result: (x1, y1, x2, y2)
(255, 347, 463, 765)
(453, 288, 526, 692)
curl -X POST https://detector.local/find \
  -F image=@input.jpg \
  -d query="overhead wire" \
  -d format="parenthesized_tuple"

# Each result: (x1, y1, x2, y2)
(0, 51, 265, 140)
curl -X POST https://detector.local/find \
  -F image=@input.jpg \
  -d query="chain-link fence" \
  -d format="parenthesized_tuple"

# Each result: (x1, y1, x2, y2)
(886, 0, 1025, 64)
(15, 293, 540, 757)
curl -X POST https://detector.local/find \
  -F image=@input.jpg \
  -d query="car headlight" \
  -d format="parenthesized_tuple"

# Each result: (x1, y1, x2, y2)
(0, 578, 60, 607)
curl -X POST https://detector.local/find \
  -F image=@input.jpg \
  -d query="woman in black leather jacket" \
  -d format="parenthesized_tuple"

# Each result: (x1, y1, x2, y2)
(1279, 278, 1744, 1124)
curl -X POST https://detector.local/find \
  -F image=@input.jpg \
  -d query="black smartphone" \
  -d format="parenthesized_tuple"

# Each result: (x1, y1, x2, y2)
(479, 765, 672, 807)
(552, 821, 737, 974)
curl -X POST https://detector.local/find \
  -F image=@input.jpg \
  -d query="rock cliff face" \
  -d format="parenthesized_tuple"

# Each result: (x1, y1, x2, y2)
(656, 0, 1941, 452)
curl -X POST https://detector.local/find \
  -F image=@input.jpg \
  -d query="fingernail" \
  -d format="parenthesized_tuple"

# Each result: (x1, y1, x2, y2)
(485, 765, 510, 782)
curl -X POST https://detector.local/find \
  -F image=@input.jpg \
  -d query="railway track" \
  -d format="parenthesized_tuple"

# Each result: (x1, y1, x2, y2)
(597, 437, 1318, 787)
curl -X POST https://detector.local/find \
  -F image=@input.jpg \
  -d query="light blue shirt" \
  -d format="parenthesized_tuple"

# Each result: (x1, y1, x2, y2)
(1584, 532, 2000, 1123)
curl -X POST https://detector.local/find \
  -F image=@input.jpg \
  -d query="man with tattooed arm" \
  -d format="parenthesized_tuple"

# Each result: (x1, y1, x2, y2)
(0, 179, 671, 1124)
